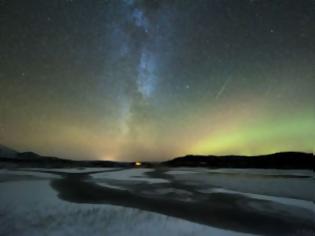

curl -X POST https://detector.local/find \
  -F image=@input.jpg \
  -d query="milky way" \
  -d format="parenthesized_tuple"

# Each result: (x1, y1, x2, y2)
(0, 0, 314, 160)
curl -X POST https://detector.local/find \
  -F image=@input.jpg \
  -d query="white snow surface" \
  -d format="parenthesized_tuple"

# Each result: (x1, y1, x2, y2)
(169, 169, 315, 201)
(0, 169, 59, 179)
(206, 168, 314, 177)
(0, 179, 250, 236)
(167, 168, 314, 177)
(24, 167, 119, 173)
(91, 168, 169, 183)
(199, 187, 314, 210)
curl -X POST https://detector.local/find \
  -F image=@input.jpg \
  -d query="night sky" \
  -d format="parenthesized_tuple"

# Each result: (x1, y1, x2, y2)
(0, 0, 314, 161)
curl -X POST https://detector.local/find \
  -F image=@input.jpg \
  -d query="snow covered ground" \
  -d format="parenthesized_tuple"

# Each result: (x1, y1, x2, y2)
(91, 168, 169, 184)
(0, 177, 249, 236)
(0, 167, 314, 236)
(166, 168, 315, 201)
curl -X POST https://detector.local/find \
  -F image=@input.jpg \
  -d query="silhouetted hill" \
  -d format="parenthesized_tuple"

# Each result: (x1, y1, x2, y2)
(163, 152, 314, 169)
(0, 143, 313, 169)
(0, 144, 132, 168)
(0, 144, 18, 158)
(0, 156, 133, 168)
(17, 152, 42, 159)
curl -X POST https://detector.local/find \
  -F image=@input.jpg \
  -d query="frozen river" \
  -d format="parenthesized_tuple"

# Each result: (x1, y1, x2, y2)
(0, 167, 314, 235)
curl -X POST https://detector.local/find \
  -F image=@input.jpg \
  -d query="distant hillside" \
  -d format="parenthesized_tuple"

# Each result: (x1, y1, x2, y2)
(0, 144, 133, 168)
(0, 145, 52, 160)
(0, 144, 18, 158)
(163, 152, 314, 169)
(1, 143, 313, 169)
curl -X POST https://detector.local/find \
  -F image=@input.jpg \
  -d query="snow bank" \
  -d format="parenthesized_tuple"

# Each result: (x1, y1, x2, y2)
(171, 169, 315, 201)
(206, 168, 314, 177)
(91, 168, 169, 184)
(0, 169, 60, 180)
(199, 187, 314, 210)
(24, 167, 119, 173)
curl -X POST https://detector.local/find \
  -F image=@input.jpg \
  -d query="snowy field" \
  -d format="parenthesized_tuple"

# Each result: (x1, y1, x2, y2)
(0, 167, 314, 236)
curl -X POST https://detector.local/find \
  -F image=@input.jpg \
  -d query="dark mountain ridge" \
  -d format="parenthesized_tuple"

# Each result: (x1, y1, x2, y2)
(163, 152, 314, 169)
(0, 144, 313, 169)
